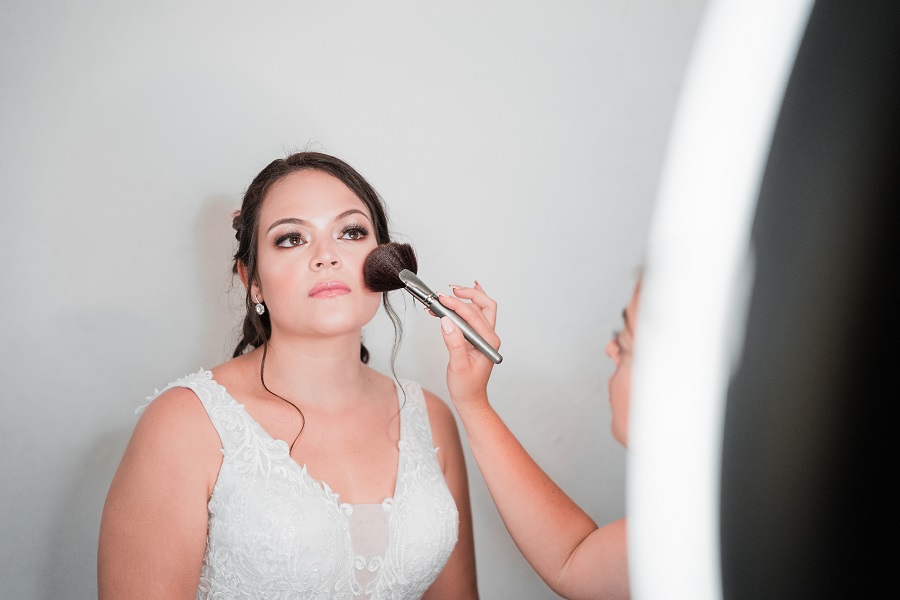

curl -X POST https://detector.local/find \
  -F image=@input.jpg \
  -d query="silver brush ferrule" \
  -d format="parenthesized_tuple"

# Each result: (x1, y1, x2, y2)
(398, 269, 503, 364)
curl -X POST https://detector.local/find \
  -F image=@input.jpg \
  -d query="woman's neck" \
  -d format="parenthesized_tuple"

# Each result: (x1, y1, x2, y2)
(253, 331, 375, 411)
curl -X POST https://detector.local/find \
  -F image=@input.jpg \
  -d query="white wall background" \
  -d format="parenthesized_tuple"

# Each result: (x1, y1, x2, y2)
(0, 1, 706, 598)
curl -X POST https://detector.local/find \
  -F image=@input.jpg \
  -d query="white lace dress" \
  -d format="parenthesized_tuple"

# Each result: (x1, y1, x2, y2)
(142, 370, 459, 600)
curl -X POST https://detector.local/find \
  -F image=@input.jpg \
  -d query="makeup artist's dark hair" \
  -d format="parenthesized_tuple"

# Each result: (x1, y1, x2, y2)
(230, 151, 404, 447)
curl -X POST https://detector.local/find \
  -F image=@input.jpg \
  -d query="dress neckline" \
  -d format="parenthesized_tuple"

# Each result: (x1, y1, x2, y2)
(203, 370, 405, 507)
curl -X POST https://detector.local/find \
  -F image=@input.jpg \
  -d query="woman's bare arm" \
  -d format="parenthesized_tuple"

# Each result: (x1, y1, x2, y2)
(98, 387, 221, 600)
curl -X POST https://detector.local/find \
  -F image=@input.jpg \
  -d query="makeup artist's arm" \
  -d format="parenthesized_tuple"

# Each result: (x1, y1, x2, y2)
(98, 388, 218, 599)
(437, 286, 629, 600)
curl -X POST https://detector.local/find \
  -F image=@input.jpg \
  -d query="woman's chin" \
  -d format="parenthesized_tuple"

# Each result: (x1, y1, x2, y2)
(282, 315, 377, 341)
(275, 299, 380, 336)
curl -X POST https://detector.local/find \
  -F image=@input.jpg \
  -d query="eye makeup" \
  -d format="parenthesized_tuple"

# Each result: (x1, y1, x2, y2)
(339, 222, 370, 240)
(274, 231, 304, 247)
(272, 222, 371, 248)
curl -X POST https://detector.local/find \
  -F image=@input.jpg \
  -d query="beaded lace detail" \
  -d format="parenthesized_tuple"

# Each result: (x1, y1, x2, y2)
(142, 369, 459, 600)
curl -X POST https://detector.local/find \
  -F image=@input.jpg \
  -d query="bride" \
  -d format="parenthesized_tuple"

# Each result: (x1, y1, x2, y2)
(98, 151, 478, 599)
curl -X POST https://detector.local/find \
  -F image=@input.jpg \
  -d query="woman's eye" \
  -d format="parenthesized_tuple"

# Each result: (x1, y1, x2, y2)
(276, 233, 304, 247)
(340, 226, 368, 241)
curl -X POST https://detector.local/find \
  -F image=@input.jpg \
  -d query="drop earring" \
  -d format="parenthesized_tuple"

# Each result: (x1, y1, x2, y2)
(254, 295, 265, 316)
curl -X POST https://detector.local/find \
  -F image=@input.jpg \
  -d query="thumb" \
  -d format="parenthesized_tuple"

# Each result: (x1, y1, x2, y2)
(440, 316, 469, 365)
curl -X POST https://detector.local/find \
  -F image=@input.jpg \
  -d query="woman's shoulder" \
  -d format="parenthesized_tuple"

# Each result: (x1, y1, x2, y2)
(136, 378, 218, 444)
(133, 368, 225, 458)
(415, 387, 462, 473)
(420, 387, 455, 426)
(419, 387, 461, 453)
(366, 371, 455, 431)
(138, 368, 218, 415)
(113, 373, 223, 516)
(376, 371, 452, 422)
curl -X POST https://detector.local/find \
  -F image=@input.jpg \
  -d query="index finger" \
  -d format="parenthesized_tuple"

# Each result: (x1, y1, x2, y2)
(452, 283, 498, 329)
(437, 293, 501, 351)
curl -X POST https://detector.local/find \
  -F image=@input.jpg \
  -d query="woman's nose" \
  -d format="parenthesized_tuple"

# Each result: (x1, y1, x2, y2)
(309, 241, 341, 270)
(605, 340, 616, 359)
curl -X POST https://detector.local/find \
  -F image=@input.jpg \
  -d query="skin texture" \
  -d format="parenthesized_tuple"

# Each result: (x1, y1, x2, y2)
(438, 281, 640, 600)
(98, 170, 478, 599)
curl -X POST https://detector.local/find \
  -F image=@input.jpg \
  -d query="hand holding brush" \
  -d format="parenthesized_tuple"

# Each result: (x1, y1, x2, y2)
(363, 242, 503, 364)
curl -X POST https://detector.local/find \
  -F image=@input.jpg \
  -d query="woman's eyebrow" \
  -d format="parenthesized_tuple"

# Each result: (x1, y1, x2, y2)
(266, 217, 307, 234)
(266, 210, 370, 234)
(336, 209, 370, 222)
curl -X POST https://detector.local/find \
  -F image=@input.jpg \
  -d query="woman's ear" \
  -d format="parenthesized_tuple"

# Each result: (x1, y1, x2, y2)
(237, 261, 261, 299)
(237, 261, 250, 289)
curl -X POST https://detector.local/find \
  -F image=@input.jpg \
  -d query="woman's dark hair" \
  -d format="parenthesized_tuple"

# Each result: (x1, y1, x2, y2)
(230, 151, 403, 447)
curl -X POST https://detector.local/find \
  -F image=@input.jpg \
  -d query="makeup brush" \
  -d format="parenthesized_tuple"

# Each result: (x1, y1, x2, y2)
(364, 242, 503, 364)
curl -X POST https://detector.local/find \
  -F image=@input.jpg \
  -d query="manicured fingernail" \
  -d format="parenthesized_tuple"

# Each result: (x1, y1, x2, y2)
(449, 284, 462, 289)
(440, 316, 455, 333)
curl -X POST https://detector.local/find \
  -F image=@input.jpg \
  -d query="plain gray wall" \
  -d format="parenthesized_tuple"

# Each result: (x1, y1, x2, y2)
(0, 1, 707, 598)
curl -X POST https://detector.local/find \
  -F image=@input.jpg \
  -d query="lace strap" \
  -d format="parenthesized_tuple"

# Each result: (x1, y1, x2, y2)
(138, 369, 248, 451)
(397, 379, 439, 455)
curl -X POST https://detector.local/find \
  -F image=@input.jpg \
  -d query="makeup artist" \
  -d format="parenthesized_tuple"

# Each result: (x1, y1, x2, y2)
(435, 279, 639, 600)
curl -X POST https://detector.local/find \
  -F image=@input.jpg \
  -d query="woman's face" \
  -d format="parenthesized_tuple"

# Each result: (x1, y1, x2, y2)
(253, 169, 382, 342)
(604, 282, 641, 447)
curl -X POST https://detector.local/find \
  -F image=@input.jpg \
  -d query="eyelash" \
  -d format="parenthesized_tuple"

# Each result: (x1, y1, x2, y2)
(340, 223, 369, 240)
(273, 223, 370, 248)
(274, 231, 304, 247)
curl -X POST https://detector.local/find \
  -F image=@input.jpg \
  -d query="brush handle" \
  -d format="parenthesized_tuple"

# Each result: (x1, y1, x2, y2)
(425, 296, 503, 364)
(398, 269, 502, 364)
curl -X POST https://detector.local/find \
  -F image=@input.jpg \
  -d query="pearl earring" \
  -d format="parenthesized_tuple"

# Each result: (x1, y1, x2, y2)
(254, 295, 265, 316)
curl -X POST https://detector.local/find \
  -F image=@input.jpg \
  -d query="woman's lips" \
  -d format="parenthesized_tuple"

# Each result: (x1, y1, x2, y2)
(308, 280, 351, 298)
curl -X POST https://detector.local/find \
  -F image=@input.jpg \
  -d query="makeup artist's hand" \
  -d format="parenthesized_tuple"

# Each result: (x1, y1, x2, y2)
(437, 282, 500, 413)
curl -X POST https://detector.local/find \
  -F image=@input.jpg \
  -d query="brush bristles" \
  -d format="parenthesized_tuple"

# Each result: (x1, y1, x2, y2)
(363, 242, 419, 292)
